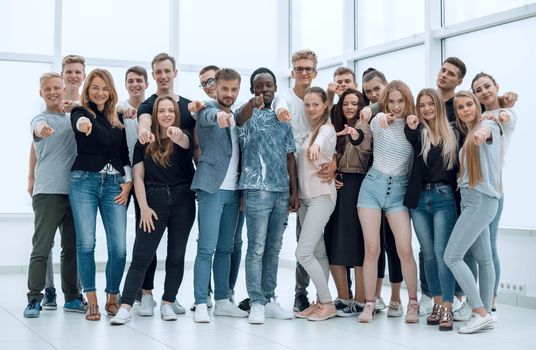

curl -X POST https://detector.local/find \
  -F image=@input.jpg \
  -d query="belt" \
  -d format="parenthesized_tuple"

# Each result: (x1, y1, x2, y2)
(421, 182, 449, 190)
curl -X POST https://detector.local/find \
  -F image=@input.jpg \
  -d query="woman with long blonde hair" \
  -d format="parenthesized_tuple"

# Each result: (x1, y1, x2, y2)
(69, 69, 131, 321)
(444, 90, 502, 334)
(404, 88, 458, 331)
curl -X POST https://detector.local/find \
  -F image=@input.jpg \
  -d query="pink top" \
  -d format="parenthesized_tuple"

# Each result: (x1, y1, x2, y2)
(297, 124, 337, 203)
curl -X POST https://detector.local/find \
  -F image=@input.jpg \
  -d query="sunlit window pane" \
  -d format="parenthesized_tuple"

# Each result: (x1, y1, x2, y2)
(444, 0, 536, 25)
(62, 0, 170, 61)
(291, 0, 344, 60)
(356, 0, 424, 49)
(0, 0, 55, 55)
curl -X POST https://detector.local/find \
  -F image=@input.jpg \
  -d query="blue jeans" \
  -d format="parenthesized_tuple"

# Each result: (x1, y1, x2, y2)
(194, 189, 239, 304)
(244, 190, 289, 305)
(229, 210, 244, 292)
(489, 194, 504, 296)
(411, 185, 457, 302)
(444, 188, 497, 311)
(69, 171, 127, 293)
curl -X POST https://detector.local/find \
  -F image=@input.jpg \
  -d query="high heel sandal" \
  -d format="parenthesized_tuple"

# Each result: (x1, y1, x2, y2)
(427, 304, 441, 325)
(439, 306, 453, 331)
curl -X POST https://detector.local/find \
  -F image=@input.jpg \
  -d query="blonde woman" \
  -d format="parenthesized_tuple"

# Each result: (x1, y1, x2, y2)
(444, 91, 502, 334)
(404, 89, 459, 330)
(69, 69, 131, 321)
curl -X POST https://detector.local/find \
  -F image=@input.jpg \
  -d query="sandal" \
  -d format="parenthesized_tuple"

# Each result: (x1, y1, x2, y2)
(85, 304, 101, 321)
(439, 306, 453, 331)
(105, 294, 120, 316)
(427, 304, 441, 325)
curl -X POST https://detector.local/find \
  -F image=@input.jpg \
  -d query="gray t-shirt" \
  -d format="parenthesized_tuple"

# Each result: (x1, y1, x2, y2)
(31, 111, 76, 195)
(458, 120, 502, 198)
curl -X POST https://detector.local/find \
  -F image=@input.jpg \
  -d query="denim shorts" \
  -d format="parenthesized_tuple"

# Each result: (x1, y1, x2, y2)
(357, 168, 408, 214)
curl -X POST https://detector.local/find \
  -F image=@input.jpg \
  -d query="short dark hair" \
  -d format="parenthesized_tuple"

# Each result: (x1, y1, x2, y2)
(333, 66, 355, 81)
(362, 68, 387, 84)
(443, 57, 467, 79)
(151, 53, 176, 71)
(199, 65, 220, 76)
(215, 68, 241, 83)
(250, 67, 277, 87)
(125, 66, 148, 83)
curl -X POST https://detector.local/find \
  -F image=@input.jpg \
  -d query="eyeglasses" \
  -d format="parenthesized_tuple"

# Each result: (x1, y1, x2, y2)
(199, 78, 215, 89)
(293, 66, 316, 74)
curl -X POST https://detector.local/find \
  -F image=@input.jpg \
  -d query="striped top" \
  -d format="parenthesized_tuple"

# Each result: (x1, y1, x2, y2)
(370, 115, 413, 176)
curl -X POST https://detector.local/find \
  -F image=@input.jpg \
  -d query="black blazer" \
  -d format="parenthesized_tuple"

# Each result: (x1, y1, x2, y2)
(71, 102, 130, 175)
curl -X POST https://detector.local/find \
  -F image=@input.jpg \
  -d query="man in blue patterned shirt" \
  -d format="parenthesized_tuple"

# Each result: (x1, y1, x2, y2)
(236, 68, 298, 324)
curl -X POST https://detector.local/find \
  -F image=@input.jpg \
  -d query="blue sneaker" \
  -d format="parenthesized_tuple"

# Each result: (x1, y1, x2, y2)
(42, 287, 57, 310)
(64, 295, 87, 313)
(24, 299, 42, 318)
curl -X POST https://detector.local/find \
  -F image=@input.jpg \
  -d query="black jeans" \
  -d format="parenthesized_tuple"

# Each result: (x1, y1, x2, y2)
(121, 184, 195, 305)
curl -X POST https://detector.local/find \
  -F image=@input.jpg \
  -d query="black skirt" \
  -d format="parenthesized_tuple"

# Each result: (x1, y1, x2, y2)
(324, 172, 365, 267)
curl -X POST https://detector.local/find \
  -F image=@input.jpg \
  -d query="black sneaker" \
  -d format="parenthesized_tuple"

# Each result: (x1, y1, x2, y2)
(336, 301, 364, 317)
(293, 294, 310, 312)
(42, 287, 57, 310)
(238, 298, 251, 312)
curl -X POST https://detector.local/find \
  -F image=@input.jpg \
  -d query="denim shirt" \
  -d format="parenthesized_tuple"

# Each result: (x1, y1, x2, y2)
(237, 108, 295, 192)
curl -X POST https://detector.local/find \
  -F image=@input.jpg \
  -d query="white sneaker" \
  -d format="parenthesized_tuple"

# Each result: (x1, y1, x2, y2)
(207, 292, 214, 308)
(458, 313, 493, 334)
(110, 307, 131, 325)
(375, 297, 386, 311)
(249, 303, 265, 324)
(172, 300, 186, 314)
(265, 298, 294, 319)
(387, 300, 404, 317)
(160, 303, 178, 321)
(193, 303, 210, 323)
(453, 301, 472, 321)
(138, 294, 155, 316)
(214, 299, 248, 318)
(452, 297, 463, 312)
(418, 294, 432, 316)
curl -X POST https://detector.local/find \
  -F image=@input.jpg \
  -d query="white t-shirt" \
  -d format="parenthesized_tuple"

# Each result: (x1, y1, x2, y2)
(117, 100, 138, 164)
(272, 88, 309, 150)
(219, 123, 240, 191)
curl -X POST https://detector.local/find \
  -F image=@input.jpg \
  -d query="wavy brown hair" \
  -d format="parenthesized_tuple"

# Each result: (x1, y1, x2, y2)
(80, 69, 123, 128)
(379, 80, 415, 119)
(145, 95, 180, 167)
(454, 91, 483, 187)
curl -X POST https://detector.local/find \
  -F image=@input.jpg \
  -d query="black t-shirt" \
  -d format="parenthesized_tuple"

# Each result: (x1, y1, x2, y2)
(137, 94, 196, 132)
(133, 137, 195, 187)
(421, 144, 457, 186)
(445, 97, 456, 123)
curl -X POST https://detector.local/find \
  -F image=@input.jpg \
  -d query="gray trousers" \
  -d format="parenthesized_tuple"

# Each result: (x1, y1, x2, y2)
(444, 189, 497, 312)
(296, 195, 336, 303)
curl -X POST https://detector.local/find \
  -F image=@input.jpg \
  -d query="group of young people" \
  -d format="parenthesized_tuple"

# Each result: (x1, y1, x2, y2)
(24, 49, 516, 335)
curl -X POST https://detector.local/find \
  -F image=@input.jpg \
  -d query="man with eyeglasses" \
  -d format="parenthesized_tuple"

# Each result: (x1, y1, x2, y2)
(272, 49, 335, 312)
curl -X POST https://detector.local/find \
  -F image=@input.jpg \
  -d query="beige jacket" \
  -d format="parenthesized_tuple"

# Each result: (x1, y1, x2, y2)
(337, 121, 373, 174)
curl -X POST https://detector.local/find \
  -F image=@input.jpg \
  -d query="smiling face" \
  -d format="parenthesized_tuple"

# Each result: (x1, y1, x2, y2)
(88, 76, 110, 111)
(304, 91, 328, 123)
(342, 93, 359, 121)
(156, 98, 177, 133)
(418, 94, 436, 122)
(291, 58, 317, 87)
(472, 76, 499, 108)
(62, 62, 85, 90)
(363, 76, 386, 104)
(216, 79, 240, 108)
(152, 59, 177, 91)
(40, 77, 64, 109)
(334, 72, 357, 97)
(455, 95, 478, 128)
(199, 69, 217, 99)
(251, 73, 277, 106)
(387, 89, 405, 117)
(125, 72, 148, 100)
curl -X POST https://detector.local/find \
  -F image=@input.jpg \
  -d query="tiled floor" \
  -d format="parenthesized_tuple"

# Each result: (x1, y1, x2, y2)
(2, 268, 536, 350)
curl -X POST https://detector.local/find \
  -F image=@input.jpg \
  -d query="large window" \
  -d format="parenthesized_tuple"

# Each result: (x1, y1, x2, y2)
(444, 0, 536, 25)
(356, 0, 424, 49)
(444, 17, 535, 228)
(291, 0, 344, 60)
